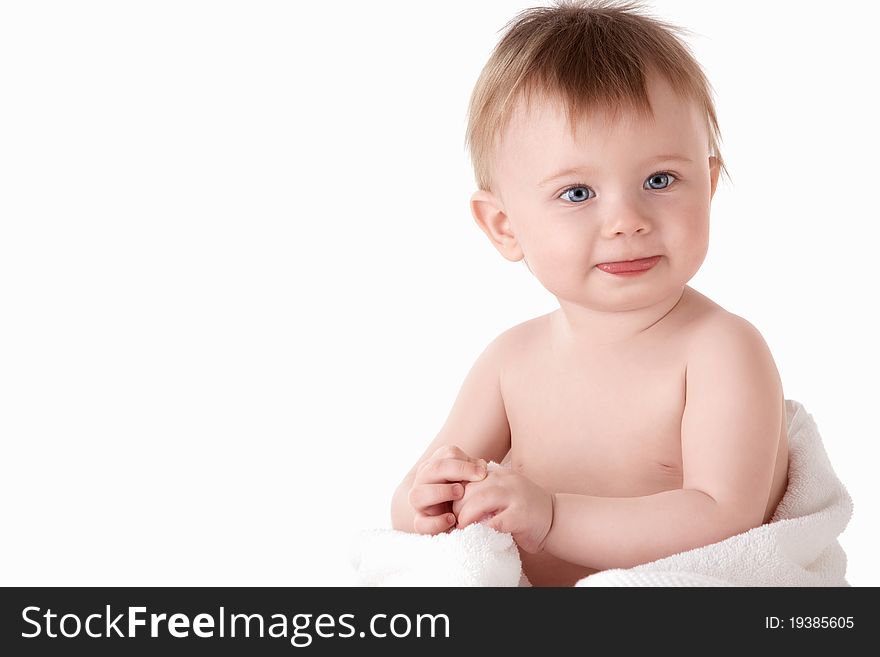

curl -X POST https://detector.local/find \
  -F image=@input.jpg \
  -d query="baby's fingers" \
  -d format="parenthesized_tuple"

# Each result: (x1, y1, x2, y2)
(455, 488, 502, 529)
(415, 457, 488, 485)
(413, 511, 457, 535)
(408, 483, 465, 512)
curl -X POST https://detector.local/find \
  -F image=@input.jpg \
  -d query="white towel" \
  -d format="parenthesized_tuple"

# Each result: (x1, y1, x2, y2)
(350, 399, 853, 586)
(350, 521, 524, 587)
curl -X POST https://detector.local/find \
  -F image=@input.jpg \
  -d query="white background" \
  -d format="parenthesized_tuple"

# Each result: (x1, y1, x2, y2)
(1, 1, 877, 586)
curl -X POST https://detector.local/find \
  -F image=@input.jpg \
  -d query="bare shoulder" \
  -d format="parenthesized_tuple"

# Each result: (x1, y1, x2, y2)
(683, 295, 781, 390)
(488, 312, 552, 366)
(686, 301, 773, 358)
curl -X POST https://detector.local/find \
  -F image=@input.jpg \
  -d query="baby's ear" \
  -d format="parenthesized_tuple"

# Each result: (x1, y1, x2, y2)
(469, 190, 524, 263)
(708, 156, 721, 200)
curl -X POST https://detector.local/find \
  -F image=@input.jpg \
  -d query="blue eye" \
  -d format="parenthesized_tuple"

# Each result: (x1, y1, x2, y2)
(558, 171, 677, 203)
(561, 185, 592, 203)
(646, 171, 675, 190)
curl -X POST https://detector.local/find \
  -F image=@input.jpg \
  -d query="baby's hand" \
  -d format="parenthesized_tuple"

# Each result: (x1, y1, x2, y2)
(452, 469, 555, 554)
(408, 445, 488, 535)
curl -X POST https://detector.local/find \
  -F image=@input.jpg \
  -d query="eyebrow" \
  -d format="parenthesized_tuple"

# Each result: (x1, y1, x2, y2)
(538, 155, 694, 187)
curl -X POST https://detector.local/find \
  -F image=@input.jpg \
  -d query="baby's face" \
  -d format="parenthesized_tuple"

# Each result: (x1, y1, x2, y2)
(475, 73, 720, 312)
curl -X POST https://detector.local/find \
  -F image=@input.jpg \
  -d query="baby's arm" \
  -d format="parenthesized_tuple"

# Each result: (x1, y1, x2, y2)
(543, 314, 784, 570)
(391, 332, 512, 533)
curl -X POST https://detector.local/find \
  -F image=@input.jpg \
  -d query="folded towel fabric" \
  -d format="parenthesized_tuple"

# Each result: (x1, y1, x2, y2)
(351, 399, 853, 586)
(350, 521, 523, 587)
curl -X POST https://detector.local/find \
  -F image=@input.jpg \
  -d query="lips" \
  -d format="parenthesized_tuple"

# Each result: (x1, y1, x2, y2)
(596, 255, 661, 274)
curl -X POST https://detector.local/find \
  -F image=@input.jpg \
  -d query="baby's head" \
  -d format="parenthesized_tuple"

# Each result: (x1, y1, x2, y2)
(465, 0, 728, 312)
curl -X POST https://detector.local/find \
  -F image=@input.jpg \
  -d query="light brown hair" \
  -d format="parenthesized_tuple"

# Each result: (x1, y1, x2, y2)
(464, 0, 730, 192)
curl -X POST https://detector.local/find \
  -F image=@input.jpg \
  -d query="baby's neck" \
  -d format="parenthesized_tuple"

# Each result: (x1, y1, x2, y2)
(552, 286, 689, 349)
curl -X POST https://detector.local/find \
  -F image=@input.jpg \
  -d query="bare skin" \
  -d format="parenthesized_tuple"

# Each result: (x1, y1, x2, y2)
(501, 287, 788, 586)
(390, 70, 789, 586)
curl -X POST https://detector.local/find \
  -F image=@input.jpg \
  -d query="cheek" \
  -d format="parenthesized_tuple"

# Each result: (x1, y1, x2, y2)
(522, 219, 592, 268)
(666, 204, 710, 265)
(666, 194, 708, 236)
(526, 231, 594, 294)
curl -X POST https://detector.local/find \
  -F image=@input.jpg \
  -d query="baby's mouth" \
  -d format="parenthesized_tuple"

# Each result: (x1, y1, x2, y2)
(595, 255, 661, 274)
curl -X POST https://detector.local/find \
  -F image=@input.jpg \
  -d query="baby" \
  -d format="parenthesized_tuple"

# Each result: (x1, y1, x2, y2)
(390, 0, 789, 587)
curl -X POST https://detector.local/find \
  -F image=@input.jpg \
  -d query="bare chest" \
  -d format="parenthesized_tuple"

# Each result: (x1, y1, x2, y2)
(501, 335, 688, 498)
